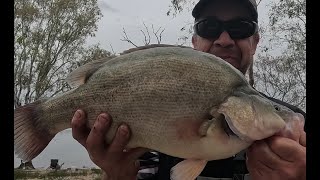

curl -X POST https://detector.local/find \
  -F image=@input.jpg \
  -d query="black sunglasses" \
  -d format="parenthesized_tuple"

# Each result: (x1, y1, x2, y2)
(194, 17, 258, 40)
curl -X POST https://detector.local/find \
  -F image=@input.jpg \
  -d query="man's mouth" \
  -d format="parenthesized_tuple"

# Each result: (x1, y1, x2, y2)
(223, 58, 240, 70)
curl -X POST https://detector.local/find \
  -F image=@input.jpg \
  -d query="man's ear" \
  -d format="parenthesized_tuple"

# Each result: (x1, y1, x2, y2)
(251, 33, 260, 55)
(192, 34, 213, 52)
(192, 34, 197, 47)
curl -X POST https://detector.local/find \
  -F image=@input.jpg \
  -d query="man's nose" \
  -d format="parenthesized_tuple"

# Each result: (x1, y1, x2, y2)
(213, 31, 235, 48)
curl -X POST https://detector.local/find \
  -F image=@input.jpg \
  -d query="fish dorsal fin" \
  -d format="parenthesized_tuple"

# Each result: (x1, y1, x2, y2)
(66, 56, 115, 88)
(120, 44, 192, 55)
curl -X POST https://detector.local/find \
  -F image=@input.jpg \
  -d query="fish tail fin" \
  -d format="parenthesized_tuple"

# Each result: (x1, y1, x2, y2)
(14, 98, 55, 162)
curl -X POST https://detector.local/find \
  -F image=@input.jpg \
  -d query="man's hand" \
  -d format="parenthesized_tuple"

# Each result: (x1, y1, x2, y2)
(71, 110, 148, 180)
(246, 114, 306, 180)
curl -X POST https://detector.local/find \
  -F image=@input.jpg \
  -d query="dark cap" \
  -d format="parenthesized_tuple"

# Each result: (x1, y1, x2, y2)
(192, 0, 258, 22)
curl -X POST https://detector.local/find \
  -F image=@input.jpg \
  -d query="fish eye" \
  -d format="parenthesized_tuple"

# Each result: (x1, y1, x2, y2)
(274, 105, 280, 111)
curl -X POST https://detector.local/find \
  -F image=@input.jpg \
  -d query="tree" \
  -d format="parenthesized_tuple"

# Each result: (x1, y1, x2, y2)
(253, 0, 306, 110)
(78, 44, 116, 66)
(14, 0, 113, 165)
(167, 0, 195, 17)
(167, 0, 196, 45)
(14, 0, 112, 108)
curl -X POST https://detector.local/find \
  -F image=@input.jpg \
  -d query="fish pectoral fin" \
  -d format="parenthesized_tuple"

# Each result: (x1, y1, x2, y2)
(65, 56, 114, 88)
(170, 159, 207, 180)
(198, 118, 215, 137)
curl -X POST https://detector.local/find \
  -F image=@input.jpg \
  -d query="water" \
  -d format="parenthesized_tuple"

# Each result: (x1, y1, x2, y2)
(14, 129, 98, 169)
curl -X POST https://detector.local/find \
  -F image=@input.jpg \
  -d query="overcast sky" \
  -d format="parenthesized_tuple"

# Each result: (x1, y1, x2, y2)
(86, 0, 271, 54)
(14, 0, 274, 169)
(86, 0, 195, 53)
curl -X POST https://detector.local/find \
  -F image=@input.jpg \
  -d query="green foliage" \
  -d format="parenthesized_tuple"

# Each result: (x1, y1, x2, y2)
(14, 169, 101, 180)
(167, 0, 188, 17)
(14, 0, 112, 108)
(90, 168, 103, 174)
(77, 44, 116, 67)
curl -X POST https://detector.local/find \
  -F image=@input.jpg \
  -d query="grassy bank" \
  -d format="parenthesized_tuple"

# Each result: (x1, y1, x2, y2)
(14, 168, 103, 180)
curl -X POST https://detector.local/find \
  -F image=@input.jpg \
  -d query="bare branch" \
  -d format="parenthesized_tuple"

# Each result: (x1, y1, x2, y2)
(121, 22, 167, 47)
(152, 24, 165, 44)
(142, 22, 151, 45)
(109, 44, 115, 55)
(120, 28, 139, 47)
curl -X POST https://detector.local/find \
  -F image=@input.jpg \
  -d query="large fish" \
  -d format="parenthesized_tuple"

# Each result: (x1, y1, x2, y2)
(14, 44, 304, 180)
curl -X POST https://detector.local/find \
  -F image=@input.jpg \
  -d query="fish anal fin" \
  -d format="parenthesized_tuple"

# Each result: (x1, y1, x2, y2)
(170, 159, 207, 180)
(66, 57, 114, 88)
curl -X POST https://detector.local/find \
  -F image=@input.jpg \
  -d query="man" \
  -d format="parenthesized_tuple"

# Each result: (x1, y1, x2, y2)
(70, 0, 306, 179)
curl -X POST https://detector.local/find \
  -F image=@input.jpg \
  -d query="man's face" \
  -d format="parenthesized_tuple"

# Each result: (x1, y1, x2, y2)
(192, 0, 260, 74)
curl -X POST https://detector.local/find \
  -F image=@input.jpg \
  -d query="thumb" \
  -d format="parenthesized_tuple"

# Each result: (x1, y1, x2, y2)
(276, 113, 305, 142)
(299, 131, 306, 147)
